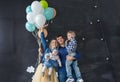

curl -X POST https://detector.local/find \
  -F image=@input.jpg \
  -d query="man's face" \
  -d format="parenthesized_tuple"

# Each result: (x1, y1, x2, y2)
(56, 36, 64, 45)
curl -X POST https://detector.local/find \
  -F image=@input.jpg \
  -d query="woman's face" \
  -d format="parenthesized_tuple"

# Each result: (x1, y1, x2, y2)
(50, 40, 58, 49)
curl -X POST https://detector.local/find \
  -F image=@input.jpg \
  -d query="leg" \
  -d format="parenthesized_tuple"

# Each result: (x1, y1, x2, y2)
(48, 67, 53, 81)
(66, 60, 74, 82)
(72, 61, 84, 82)
(66, 60, 73, 77)
(42, 65, 47, 77)
(58, 71, 67, 82)
(48, 67, 53, 75)
(72, 61, 81, 78)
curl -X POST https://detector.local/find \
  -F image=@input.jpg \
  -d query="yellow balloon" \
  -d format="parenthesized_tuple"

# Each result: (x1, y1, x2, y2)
(40, 1, 48, 9)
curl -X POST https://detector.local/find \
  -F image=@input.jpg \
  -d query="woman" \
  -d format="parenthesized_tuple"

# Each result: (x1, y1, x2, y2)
(32, 28, 58, 82)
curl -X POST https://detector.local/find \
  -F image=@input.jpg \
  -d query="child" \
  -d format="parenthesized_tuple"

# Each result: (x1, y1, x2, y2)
(51, 48, 62, 67)
(42, 53, 53, 81)
(65, 31, 84, 82)
(42, 48, 62, 80)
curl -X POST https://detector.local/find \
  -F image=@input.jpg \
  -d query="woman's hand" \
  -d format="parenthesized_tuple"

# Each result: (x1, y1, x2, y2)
(38, 47, 43, 56)
(40, 24, 48, 32)
(44, 24, 49, 28)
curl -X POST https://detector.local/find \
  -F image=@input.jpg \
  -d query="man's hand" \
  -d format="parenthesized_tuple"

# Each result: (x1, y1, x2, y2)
(66, 55, 76, 61)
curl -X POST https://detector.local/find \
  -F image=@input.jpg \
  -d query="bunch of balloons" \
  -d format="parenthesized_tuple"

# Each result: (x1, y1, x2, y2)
(25, 0, 56, 32)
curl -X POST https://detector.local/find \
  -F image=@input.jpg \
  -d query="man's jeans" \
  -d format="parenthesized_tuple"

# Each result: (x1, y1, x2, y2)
(58, 71, 67, 82)
(58, 68, 78, 82)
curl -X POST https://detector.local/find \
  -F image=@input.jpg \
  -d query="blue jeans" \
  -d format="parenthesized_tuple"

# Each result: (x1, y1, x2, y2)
(58, 69, 78, 82)
(66, 60, 82, 79)
(51, 60, 58, 68)
(58, 71, 67, 82)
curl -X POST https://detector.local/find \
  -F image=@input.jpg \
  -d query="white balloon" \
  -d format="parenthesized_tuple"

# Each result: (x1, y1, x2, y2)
(26, 12, 35, 24)
(31, 1, 44, 14)
(35, 14, 46, 29)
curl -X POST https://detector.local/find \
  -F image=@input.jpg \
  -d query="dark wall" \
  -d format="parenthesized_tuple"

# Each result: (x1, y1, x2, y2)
(0, 0, 120, 82)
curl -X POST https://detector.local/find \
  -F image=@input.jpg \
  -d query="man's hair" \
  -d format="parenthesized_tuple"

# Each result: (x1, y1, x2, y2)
(56, 34, 64, 39)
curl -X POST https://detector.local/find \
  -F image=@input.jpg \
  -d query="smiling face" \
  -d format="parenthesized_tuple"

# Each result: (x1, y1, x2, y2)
(67, 31, 76, 40)
(56, 36, 65, 46)
(67, 33, 73, 40)
(49, 39, 58, 49)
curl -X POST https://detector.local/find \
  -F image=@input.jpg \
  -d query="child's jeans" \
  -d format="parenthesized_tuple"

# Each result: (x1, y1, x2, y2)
(66, 60, 82, 79)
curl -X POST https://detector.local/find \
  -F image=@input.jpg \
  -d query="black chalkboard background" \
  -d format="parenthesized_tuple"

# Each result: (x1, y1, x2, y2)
(0, 0, 120, 82)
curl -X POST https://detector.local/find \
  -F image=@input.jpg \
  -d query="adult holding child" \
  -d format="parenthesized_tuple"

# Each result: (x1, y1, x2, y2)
(32, 26, 59, 82)
(56, 31, 83, 82)
(33, 25, 83, 82)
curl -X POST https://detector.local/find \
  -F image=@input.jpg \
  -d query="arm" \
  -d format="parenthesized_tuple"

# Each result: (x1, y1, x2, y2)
(67, 50, 80, 60)
(73, 50, 80, 60)
(40, 29, 48, 51)
(57, 58, 62, 67)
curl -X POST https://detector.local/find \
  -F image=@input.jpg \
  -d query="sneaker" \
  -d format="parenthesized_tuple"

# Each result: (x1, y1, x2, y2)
(66, 77, 74, 82)
(77, 78, 84, 82)
(56, 72, 58, 77)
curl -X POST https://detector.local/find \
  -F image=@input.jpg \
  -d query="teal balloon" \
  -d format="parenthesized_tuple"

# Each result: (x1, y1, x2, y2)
(25, 22, 36, 32)
(44, 7, 54, 20)
(26, 5, 32, 14)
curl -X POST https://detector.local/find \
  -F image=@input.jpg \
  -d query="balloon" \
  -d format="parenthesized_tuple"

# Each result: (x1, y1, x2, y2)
(53, 8, 57, 18)
(35, 14, 46, 29)
(44, 7, 54, 20)
(25, 22, 36, 32)
(26, 5, 32, 14)
(37, 28, 48, 38)
(31, 1, 44, 14)
(26, 12, 35, 24)
(40, 1, 48, 9)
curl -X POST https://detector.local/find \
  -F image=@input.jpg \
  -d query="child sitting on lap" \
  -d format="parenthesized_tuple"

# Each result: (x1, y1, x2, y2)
(42, 48, 62, 81)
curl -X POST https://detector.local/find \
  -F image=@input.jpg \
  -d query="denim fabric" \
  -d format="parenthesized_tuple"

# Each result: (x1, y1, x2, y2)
(66, 60, 82, 79)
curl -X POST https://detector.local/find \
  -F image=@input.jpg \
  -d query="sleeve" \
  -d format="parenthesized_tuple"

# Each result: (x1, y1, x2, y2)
(73, 50, 81, 60)
(66, 38, 77, 53)
(40, 32, 48, 51)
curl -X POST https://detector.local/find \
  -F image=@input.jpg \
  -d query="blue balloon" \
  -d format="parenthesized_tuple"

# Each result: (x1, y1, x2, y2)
(26, 5, 32, 14)
(25, 22, 36, 32)
(44, 7, 54, 20)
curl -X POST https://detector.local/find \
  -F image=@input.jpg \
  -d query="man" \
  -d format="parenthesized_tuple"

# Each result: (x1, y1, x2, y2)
(56, 35, 82, 82)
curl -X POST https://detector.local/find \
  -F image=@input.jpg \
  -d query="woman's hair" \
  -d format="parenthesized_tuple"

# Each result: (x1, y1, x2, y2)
(67, 30, 76, 38)
(49, 39, 58, 49)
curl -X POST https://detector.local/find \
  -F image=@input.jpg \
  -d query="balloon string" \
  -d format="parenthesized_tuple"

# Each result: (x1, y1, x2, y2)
(32, 29, 43, 71)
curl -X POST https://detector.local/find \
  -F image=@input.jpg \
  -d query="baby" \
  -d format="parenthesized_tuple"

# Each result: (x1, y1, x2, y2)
(42, 48, 62, 80)
(42, 53, 53, 80)
(51, 48, 62, 67)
